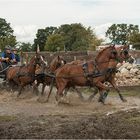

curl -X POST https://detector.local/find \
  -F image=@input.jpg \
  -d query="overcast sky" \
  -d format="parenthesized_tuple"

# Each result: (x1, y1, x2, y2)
(0, 0, 140, 43)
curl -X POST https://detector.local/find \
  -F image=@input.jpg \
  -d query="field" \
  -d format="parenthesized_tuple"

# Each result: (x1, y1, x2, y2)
(0, 86, 140, 139)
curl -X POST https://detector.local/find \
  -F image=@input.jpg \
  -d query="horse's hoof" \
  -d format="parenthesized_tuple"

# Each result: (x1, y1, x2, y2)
(37, 98, 45, 103)
(17, 95, 20, 98)
(55, 100, 60, 105)
(79, 97, 85, 102)
(122, 99, 127, 102)
(44, 98, 49, 103)
(98, 98, 105, 105)
(37, 97, 40, 102)
(87, 97, 93, 102)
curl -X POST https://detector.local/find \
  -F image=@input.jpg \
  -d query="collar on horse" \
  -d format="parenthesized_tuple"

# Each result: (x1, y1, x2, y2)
(82, 57, 118, 86)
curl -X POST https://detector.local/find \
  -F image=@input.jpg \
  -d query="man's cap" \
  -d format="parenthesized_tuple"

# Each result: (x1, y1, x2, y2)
(5, 45, 11, 50)
(12, 48, 18, 51)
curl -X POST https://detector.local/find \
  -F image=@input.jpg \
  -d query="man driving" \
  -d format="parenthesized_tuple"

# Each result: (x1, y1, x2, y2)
(1, 45, 15, 68)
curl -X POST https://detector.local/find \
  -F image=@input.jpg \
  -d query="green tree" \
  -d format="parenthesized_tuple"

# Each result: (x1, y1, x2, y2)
(18, 42, 33, 52)
(129, 33, 140, 50)
(34, 26, 57, 51)
(0, 18, 16, 50)
(56, 23, 99, 51)
(106, 24, 139, 45)
(45, 34, 64, 52)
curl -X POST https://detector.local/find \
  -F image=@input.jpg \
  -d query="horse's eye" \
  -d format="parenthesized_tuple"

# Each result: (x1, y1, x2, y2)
(124, 50, 128, 55)
(112, 50, 117, 55)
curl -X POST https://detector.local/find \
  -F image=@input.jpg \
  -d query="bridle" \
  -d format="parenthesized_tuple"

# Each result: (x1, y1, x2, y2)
(94, 46, 118, 64)
(55, 59, 66, 69)
(118, 48, 132, 62)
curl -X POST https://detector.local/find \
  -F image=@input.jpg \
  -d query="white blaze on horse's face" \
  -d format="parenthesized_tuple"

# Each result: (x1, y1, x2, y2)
(40, 56, 48, 66)
(61, 60, 65, 65)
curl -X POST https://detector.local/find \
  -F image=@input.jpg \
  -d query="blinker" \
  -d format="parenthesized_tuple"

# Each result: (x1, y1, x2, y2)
(112, 50, 117, 55)
(124, 50, 128, 55)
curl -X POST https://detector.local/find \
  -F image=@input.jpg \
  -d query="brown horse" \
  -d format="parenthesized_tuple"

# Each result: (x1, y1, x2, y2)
(6, 53, 46, 97)
(63, 45, 134, 102)
(33, 56, 66, 99)
(87, 45, 134, 102)
(55, 45, 118, 103)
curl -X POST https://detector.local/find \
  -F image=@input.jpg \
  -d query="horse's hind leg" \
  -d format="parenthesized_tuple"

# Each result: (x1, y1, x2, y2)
(74, 87, 84, 101)
(95, 82, 110, 104)
(33, 82, 40, 95)
(64, 86, 84, 101)
(87, 87, 98, 102)
(56, 82, 67, 102)
(63, 87, 69, 96)
(110, 79, 127, 102)
(17, 85, 23, 97)
(40, 83, 46, 96)
(45, 78, 55, 102)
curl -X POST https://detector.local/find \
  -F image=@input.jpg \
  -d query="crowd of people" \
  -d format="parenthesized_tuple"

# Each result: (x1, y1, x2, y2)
(0, 45, 20, 69)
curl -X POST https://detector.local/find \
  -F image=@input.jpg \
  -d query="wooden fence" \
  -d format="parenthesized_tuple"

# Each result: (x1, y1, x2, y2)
(20, 50, 140, 65)
(20, 51, 96, 65)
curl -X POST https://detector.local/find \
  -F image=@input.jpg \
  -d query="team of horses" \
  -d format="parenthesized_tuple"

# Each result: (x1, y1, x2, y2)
(0, 45, 134, 104)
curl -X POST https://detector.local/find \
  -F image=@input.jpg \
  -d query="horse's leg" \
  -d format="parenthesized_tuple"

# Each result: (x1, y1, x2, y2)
(32, 81, 40, 95)
(109, 79, 127, 102)
(17, 85, 23, 97)
(40, 83, 46, 96)
(56, 81, 67, 102)
(87, 87, 98, 102)
(95, 82, 110, 104)
(64, 85, 84, 101)
(37, 83, 46, 102)
(45, 78, 55, 102)
(73, 87, 84, 101)
(63, 87, 70, 96)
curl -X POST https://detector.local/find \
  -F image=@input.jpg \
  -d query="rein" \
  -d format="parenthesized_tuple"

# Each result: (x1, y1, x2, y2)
(42, 67, 117, 79)
(40, 58, 119, 79)
(0, 65, 12, 74)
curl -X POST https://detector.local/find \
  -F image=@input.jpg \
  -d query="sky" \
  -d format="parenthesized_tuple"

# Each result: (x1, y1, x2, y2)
(0, 0, 140, 43)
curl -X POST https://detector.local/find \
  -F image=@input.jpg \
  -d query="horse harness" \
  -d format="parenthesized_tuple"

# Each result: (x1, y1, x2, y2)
(82, 60, 118, 86)
(14, 64, 36, 83)
(82, 59, 100, 86)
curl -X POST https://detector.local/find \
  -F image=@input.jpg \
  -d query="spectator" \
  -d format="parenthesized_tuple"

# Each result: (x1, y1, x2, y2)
(1, 45, 15, 68)
(12, 48, 20, 64)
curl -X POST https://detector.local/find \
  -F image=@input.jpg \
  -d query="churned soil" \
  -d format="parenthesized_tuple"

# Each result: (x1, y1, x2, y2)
(0, 86, 140, 139)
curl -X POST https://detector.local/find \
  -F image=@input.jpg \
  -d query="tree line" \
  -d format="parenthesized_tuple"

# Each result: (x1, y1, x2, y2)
(0, 18, 140, 52)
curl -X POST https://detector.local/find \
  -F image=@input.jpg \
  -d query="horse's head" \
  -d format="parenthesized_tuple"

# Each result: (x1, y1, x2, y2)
(56, 55, 66, 67)
(49, 56, 66, 72)
(110, 44, 119, 59)
(96, 45, 118, 63)
(30, 54, 47, 67)
(104, 45, 118, 59)
(117, 45, 134, 63)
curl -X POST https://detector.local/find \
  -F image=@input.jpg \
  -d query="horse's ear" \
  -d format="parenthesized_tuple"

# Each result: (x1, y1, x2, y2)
(125, 45, 129, 50)
(122, 45, 129, 50)
(36, 45, 40, 54)
(110, 44, 115, 47)
(57, 55, 60, 60)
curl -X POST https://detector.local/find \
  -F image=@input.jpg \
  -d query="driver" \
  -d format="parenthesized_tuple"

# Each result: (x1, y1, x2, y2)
(1, 45, 15, 69)
(11, 48, 20, 65)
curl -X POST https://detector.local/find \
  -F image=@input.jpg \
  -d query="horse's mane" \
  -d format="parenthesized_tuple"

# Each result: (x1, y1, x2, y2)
(29, 55, 36, 63)
(116, 45, 128, 52)
(96, 46, 112, 60)
(50, 56, 58, 66)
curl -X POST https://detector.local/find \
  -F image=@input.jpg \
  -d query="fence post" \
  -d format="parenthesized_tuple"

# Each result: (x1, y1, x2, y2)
(20, 51, 23, 65)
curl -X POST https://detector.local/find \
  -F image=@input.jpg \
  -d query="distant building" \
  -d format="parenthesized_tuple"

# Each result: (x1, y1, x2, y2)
(96, 45, 124, 50)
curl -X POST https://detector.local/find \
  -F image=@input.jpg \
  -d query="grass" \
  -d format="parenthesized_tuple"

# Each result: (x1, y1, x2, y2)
(110, 86, 140, 97)
(127, 116, 140, 123)
(0, 115, 17, 122)
(74, 86, 140, 97)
